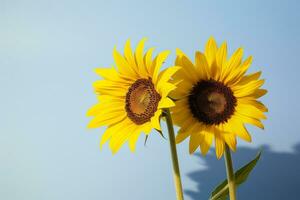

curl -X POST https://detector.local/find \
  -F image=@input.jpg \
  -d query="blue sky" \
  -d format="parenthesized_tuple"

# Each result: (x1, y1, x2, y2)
(1, 0, 300, 199)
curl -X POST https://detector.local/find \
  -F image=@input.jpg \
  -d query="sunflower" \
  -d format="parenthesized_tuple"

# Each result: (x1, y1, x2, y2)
(171, 37, 268, 159)
(87, 39, 179, 153)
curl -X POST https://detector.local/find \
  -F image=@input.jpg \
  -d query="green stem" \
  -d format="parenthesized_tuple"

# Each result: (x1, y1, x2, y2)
(224, 144, 237, 200)
(164, 108, 184, 200)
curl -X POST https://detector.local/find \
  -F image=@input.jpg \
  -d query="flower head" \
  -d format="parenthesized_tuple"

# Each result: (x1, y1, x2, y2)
(87, 39, 179, 153)
(171, 37, 268, 159)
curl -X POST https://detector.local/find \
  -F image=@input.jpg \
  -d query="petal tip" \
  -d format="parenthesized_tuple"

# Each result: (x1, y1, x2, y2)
(176, 48, 184, 56)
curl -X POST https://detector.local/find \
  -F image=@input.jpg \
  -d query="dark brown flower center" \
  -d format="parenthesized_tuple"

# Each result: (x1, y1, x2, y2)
(188, 79, 237, 125)
(125, 78, 161, 125)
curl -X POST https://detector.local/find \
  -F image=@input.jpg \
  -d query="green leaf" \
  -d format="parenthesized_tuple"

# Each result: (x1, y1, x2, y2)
(210, 181, 229, 200)
(235, 151, 261, 185)
(209, 151, 262, 200)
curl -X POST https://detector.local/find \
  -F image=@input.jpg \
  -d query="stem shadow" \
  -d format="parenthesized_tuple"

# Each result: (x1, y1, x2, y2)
(185, 144, 300, 200)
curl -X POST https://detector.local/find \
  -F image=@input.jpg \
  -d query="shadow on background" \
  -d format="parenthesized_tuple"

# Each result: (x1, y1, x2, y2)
(185, 143, 300, 200)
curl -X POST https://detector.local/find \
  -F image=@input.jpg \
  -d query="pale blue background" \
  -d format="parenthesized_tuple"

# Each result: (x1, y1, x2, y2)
(1, 0, 300, 199)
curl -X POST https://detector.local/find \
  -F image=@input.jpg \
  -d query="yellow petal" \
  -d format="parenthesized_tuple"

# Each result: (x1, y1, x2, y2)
(168, 90, 187, 100)
(195, 51, 210, 80)
(236, 71, 262, 86)
(183, 56, 201, 80)
(124, 39, 138, 74)
(172, 58, 196, 83)
(87, 103, 104, 117)
(109, 122, 137, 154)
(223, 134, 237, 152)
(135, 38, 148, 77)
(113, 48, 137, 79)
(215, 134, 225, 159)
(93, 79, 130, 90)
(159, 82, 177, 98)
(156, 66, 180, 97)
(172, 109, 191, 125)
(216, 42, 227, 81)
(236, 126, 252, 142)
(100, 125, 117, 148)
(94, 67, 122, 82)
(189, 132, 203, 154)
(97, 95, 123, 103)
(236, 103, 267, 120)
(223, 48, 243, 80)
(97, 94, 124, 103)
(199, 130, 214, 155)
(151, 50, 170, 83)
(175, 121, 199, 143)
(225, 117, 252, 142)
(145, 47, 155, 74)
(252, 89, 268, 98)
(158, 97, 175, 109)
(141, 121, 153, 135)
(128, 131, 141, 152)
(216, 42, 227, 68)
(204, 36, 218, 66)
(87, 101, 124, 116)
(100, 119, 132, 149)
(169, 78, 192, 99)
(88, 112, 126, 128)
(172, 98, 189, 112)
(176, 130, 190, 144)
(225, 56, 253, 85)
(93, 79, 128, 96)
(151, 110, 162, 131)
(236, 88, 267, 99)
(175, 48, 188, 58)
(238, 56, 253, 74)
(233, 79, 265, 97)
(235, 112, 264, 129)
(156, 66, 181, 86)
(174, 49, 199, 83)
(238, 98, 268, 112)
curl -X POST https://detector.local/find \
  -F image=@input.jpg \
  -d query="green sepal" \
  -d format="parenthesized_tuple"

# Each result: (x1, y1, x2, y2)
(144, 135, 149, 146)
(210, 151, 262, 200)
(144, 128, 166, 146)
(155, 128, 166, 139)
